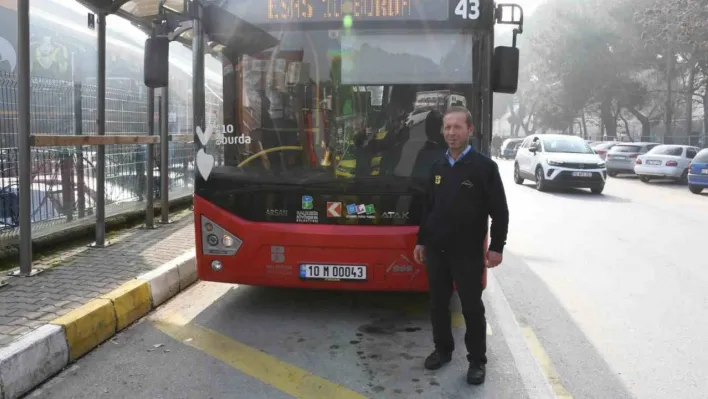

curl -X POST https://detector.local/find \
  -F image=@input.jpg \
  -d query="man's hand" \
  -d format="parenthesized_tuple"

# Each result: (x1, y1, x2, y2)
(486, 251, 503, 268)
(413, 245, 426, 265)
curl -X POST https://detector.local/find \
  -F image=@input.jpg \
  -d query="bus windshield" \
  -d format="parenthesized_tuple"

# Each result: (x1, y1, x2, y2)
(215, 28, 475, 184)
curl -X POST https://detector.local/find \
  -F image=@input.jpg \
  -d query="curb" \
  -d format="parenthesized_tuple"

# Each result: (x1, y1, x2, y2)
(0, 249, 197, 399)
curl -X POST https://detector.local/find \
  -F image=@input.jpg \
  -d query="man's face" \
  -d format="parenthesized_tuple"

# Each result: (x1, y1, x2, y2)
(443, 112, 472, 149)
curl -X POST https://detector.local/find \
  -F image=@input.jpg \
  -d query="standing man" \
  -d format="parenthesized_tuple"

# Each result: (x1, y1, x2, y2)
(492, 135, 503, 158)
(413, 106, 509, 385)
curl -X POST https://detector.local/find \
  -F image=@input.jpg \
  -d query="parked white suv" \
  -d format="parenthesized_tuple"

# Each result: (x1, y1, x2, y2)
(514, 134, 607, 194)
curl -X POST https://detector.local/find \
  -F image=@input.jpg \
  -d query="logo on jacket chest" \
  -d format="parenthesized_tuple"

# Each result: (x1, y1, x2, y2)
(435, 175, 441, 184)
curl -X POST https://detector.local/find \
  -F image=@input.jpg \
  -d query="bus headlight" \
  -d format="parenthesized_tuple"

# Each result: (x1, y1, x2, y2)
(223, 235, 234, 247)
(200, 216, 243, 256)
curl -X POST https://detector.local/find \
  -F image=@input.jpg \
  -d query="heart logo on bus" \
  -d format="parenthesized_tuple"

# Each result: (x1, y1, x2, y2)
(196, 149, 214, 181)
(196, 125, 213, 147)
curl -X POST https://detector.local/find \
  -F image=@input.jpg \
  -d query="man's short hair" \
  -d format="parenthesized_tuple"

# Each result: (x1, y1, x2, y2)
(444, 106, 474, 127)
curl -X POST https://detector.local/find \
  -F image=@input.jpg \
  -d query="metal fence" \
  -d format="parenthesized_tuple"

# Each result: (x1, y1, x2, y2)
(0, 71, 222, 245)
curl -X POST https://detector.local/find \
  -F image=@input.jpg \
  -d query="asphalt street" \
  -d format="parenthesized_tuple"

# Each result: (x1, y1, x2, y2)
(27, 276, 548, 399)
(27, 157, 706, 399)
(494, 159, 708, 399)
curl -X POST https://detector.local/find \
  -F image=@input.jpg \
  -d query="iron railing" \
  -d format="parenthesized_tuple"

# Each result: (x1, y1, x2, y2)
(0, 71, 223, 245)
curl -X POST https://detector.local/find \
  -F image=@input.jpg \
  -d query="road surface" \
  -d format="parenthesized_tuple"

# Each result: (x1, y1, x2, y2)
(495, 159, 707, 399)
(28, 158, 707, 399)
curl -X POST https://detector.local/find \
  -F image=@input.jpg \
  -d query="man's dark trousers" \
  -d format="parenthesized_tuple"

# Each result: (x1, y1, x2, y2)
(426, 246, 487, 364)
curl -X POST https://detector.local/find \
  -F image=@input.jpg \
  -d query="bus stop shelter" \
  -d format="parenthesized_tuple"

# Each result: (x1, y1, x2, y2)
(13, 0, 251, 277)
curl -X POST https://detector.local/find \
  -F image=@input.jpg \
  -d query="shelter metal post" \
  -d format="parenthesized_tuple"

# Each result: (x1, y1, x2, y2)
(9, 0, 42, 279)
(74, 83, 86, 219)
(89, 12, 111, 248)
(142, 25, 158, 229)
(193, 0, 205, 168)
(144, 86, 157, 229)
(160, 86, 171, 224)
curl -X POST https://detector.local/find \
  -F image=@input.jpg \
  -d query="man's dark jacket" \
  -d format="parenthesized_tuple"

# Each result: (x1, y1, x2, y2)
(417, 149, 509, 255)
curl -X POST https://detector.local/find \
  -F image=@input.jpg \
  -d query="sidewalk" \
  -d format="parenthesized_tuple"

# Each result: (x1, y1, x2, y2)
(0, 209, 195, 348)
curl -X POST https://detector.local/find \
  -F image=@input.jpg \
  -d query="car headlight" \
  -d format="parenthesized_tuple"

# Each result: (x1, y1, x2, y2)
(547, 160, 563, 166)
(597, 162, 606, 168)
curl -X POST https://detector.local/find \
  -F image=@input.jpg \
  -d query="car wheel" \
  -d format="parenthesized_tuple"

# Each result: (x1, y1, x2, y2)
(639, 175, 651, 183)
(608, 171, 618, 177)
(514, 163, 524, 184)
(591, 185, 605, 194)
(535, 167, 547, 192)
(677, 169, 688, 185)
(689, 185, 703, 194)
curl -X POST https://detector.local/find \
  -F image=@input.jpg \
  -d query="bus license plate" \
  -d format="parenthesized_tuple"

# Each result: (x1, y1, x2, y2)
(300, 264, 366, 281)
(572, 172, 592, 177)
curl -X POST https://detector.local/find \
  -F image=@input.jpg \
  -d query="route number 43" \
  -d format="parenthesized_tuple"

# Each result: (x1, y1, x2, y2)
(454, 0, 480, 20)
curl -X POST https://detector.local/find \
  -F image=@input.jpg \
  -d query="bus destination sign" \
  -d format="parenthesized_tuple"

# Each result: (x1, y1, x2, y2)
(263, 0, 449, 22)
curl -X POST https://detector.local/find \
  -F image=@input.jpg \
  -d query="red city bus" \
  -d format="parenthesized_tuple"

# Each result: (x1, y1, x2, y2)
(194, 0, 522, 291)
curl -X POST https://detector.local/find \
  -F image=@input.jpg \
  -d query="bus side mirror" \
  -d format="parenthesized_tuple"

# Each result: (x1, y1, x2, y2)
(492, 46, 519, 94)
(144, 36, 170, 88)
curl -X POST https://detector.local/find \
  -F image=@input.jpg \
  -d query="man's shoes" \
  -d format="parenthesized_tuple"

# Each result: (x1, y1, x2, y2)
(467, 362, 486, 385)
(423, 350, 452, 370)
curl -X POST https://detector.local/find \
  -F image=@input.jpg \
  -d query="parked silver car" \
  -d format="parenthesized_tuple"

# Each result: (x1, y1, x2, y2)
(591, 142, 619, 160)
(605, 142, 661, 177)
(635, 145, 701, 183)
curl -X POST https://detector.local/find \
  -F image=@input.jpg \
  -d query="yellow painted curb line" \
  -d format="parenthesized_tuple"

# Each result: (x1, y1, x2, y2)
(50, 279, 152, 362)
(103, 280, 152, 331)
(521, 326, 573, 399)
(51, 299, 116, 362)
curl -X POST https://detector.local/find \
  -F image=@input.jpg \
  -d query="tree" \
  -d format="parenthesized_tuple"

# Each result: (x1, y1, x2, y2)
(522, 0, 615, 134)
(513, 0, 706, 143)
(634, 0, 708, 139)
